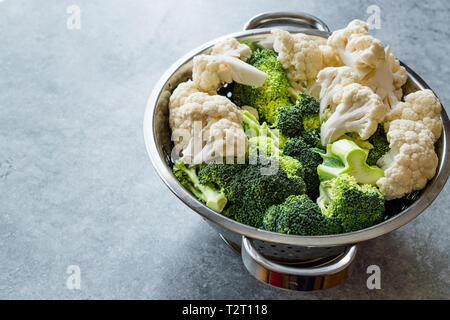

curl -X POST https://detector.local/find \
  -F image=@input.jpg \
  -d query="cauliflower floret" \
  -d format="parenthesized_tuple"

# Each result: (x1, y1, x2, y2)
(170, 38, 265, 106)
(328, 20, 385, 75)
(384, 89, 443, 141)
(320, 83, 386, 145)
(328, 20, 407, 109)
(376, 119, 439, 200)
(360, 46, 408, 108)
(320, 43, 343, 69)
(271, 29, 342, 91)
(168, 80, 199, 115)
(170, 92, 247, 164)
(169, 38, 268, 164)
(178, 92, 243, 125)
(315, 66, 360, 117)
(192, 54, 267, 93)
(211, 38, 252, 61)
(386, 47, 408, 94)
(190, 119, 248, 164)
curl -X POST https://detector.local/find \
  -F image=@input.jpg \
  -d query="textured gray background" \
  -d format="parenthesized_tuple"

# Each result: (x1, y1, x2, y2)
(0, 0, 449, 299)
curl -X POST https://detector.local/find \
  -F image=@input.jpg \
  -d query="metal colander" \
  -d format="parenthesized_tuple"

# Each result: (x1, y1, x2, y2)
(143, 12, 450, 290)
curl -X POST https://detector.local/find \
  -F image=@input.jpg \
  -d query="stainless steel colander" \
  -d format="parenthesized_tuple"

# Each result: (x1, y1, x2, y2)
(143, 12, 450, 291)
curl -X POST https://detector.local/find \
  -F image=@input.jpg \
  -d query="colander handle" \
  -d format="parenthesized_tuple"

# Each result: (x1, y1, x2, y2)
(241, 236, 357, 290)
(243, 11, 330, 32)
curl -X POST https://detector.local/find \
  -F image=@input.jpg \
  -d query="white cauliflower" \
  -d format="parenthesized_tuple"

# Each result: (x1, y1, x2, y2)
(327, 22, 441, 200)
(320, 43, 343, 69)
(190, 118, 248, 164)
(271, 29, 342, 91)
(168, 80, 199, 115)
(169, 38, 268, 164)
(211, 38, 251, 61)
(328, 20, 407, 108)
(384, 89, 443, 141)
(315, 66, 360, 117)
(320, 83, 386, 145)
(376, 119, 439, 200)
(360, 46, 408, 108)
(170, 92, 247, 164)
(192, 54, 267, 93)
(328, 20, 385, 75)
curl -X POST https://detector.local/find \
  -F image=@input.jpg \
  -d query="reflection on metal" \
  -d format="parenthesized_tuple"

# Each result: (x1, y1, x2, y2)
(241, 236, 357, 291)
(220, 233, 355, 291)
(243, 11, 330, 32)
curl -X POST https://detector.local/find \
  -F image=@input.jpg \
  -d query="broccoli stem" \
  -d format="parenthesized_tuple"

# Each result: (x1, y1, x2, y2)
(173, 162, 228, 213)
(242, 110, 287, 148)
(242, 110, 263, 137)
(317, 139, 384, 185)
(317, 182, 332, 216)
(202, 187, 228, 213)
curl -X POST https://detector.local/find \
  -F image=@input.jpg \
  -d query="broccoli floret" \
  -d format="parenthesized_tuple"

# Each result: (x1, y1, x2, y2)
(172, 160, 227, 213)
(228, 164, 306, 227)
(263, 97, 294, 125)
(299, 129, 321, 149)
(282, 137, 323, 199)
(232, 49, 295, 124)
(316, 138, 384, 185)
(317, 174, 385, 233)
(241, 110, 287, 147)
(263, 194, 341, 235)
(197, 162, 244, 218)
(274, 94, 321, 147)
(248, 136, 304, 183)
(366, 124, 390, 166)
(198, 161, 306, 228)
(197, 162, 243, 187)
(299, 94, 321, 132)
(242, 109, 265, 136)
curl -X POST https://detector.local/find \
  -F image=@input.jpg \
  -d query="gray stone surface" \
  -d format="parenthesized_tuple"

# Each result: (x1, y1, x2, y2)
(0, 0, 449, 299)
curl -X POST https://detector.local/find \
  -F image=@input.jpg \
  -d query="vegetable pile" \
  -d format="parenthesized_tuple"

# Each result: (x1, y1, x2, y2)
(167, 20, 443, 236)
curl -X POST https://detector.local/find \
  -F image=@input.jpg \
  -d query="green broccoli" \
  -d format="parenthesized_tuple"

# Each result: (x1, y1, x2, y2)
(282, 137, 323, 199)
(316, 138, 384, 185)
(248, 136, 304, 183)
(232, 49, 295, 124)
(263, 194, 341, 235)
(317, 174, 385, 233)
(241, 110, 287, 147)
(242, 109, 268, 137)
(274, 94, 321, 147)
(340, 134, 375, 150)
(366, 124, 390, 166)
(197, 161, 242, 188)
(198, 161, 306, 228)
(172, 160, 227, 213)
